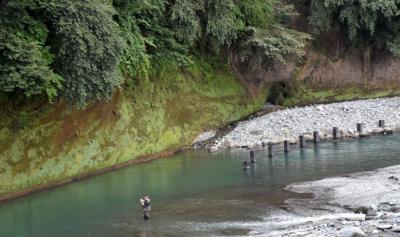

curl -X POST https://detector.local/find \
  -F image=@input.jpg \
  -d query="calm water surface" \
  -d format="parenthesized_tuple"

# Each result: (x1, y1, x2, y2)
(2, 134, 400, 237)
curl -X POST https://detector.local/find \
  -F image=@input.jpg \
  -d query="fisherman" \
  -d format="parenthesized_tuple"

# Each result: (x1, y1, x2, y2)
(139, 195, 151, 220)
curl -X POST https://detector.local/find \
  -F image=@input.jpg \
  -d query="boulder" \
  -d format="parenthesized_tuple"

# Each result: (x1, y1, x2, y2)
(392, 225, 400, 232)
(377, 224, 392, 230)
(352, 206, 369, 214)
(340, 227, 367, 237)
(359, 132, 370, 137)
(371, 128, 384, 134)
(366, 209, 377, 217)
(370, 204, 378, 211)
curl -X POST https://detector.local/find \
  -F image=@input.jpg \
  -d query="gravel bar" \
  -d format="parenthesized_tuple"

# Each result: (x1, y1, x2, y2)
(210, 97, 400, 151)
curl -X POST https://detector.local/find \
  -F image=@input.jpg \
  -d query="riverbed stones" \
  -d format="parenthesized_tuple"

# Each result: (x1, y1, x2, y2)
(281, 165, 400, 236)
(365, 209, 377, 220)
(371, 128, 385, 134)
(209, 97, 400, 150)
(377, 224, 392, 230)
(193, 130, 216, 143)
(249, 130, 263, 135)
(391, 225, 400, 232)
(340, 227, 367, 237)
(351, 206, 369, 214)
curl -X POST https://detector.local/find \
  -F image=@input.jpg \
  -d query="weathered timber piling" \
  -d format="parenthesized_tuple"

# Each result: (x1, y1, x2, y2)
(333, 127, 338, 139)
(299, 135, 306, 148)
(357, 123, 363, 133)
(250, 150, 255, 163)
(243, 160, 249, 169)
(268, 144, 273, 158)
(379, 120, 385, 128)
(284, 140, 289, 153)
(313, 131, 320, 143)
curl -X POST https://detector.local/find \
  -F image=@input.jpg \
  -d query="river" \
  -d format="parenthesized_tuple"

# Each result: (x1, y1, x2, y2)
(2, 134, 400, 237)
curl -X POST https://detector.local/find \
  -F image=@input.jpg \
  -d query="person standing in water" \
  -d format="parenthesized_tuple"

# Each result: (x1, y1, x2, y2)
(139, 196, 151, 220)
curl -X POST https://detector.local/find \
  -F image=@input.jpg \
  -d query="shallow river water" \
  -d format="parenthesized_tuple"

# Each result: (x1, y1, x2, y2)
(2, 134, 400, 237)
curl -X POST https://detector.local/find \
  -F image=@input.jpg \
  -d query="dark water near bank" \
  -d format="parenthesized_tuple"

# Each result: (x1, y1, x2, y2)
(2, 134, 400, 237)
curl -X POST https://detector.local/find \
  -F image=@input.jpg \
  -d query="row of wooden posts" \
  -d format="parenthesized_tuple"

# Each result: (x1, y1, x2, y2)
(251, 119, 386, 160)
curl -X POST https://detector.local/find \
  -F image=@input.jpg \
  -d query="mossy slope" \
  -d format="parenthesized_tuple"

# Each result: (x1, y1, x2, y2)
(0, 61, 266, 197)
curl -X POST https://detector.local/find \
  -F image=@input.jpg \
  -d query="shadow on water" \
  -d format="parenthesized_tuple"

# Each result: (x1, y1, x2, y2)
(2, 134, 400, 236)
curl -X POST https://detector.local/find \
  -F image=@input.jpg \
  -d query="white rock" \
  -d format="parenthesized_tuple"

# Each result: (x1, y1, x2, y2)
(193, 130, 216, 143)
(340, 227, 367, 237)
(392, 225, 400, 232)
(377, 224, 392, 230)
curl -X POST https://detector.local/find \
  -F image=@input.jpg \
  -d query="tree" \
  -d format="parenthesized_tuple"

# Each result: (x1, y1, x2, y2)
(0, 3, 62, 101)
(0, 0, 124, 106)
(169, 0, 309, 63)
(237, 1, 310, 65)
(48, 0, 124, 107)
(310, 0, 400, 56)
(0, 0, 311, 106)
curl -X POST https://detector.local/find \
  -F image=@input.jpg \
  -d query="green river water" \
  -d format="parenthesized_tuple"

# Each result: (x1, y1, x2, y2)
(2, 134, 400, 237)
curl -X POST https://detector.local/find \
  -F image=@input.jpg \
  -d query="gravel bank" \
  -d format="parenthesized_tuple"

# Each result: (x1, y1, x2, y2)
(209, 97, 400, 151)
(194, 165, 400, 236)
(278, 165, 400, 236)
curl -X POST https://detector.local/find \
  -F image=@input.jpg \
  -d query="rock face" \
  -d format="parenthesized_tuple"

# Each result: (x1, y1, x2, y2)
(340, 227, 367, 237)
(263, 52, 400, 90)
(231, 43, 400, 102)
(0, 71, 263, 200)
(210, 97, 400, 150)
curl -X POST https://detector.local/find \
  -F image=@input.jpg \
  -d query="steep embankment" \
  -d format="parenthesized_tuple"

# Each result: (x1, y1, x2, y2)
(0, 60, 266, 200)
(232, 49, 400, 107)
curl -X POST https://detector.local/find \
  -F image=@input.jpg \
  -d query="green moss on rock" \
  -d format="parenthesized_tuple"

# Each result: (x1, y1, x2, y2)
(0, 61, 265, 197)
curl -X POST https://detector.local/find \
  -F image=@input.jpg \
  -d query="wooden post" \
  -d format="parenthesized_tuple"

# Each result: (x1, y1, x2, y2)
(333, 127, 338, 139)
(357, 123, 362, 133)
(379, 120, 385, 128)
(313, 131, 319, 143)
(299, 135, 305, 148)
(250, 150, 255, 163)
(268, 144, 273, 158)
(284, 140, 289, 153)
(243, 160, 249, 169)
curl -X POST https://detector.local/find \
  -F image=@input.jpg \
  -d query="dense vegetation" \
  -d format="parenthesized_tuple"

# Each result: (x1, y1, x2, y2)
(0, 0, 308, 106)
(2, 0, 400, 107)
(310, 0, 400, 55)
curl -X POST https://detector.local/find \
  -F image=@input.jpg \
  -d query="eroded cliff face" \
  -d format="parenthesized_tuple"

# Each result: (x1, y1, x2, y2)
(0, 63, 266, 200)
(231, 45, 400, 106)
(271, 50, 400, 89)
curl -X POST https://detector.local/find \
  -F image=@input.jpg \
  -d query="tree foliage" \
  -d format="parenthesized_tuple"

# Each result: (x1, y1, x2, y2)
(310, 0, 400, 56)
(237, 1, 311, 65)
(0, 0, 310, 106)
(169, 0, 308, 61)
(0, 3, 62, 101)
(48, 0, 124, 107)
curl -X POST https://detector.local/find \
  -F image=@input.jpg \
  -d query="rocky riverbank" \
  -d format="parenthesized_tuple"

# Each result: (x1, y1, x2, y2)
(277, 165, 400, 236)
(206, 97, 400, 151)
